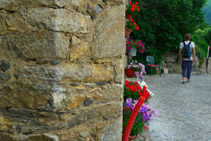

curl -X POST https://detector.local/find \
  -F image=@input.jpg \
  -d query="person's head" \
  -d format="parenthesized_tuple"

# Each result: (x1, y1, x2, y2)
(184, 33, 191, 41)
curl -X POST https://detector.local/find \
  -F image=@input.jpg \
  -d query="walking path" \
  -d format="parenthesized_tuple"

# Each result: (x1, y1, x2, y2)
(143, 74, 211, 141)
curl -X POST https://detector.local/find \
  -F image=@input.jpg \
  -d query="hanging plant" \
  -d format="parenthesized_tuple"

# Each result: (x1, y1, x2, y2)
(126, 19, 139, 31)
(126, 2, 140, 15)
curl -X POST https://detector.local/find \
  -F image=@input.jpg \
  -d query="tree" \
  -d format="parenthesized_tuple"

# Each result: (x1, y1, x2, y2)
(131, 0, 207, 63)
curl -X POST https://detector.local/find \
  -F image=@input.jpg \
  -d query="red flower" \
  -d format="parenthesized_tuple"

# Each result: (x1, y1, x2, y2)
(130, 19, 134, 23)
(137, 8, 140, 11)
(129, 2, 132, 5)
(133, 22, 137, 26)
(125, 80, 130, 87)
(136, 27, 139, 30)
(138, 85, 150, 99)
(132, 5, 136, 7)
(125, 80, 130, 84)
(135, 2, 139, 5)
(136, 85, 142, 91)
(131, 7, 135, 12)
(144, 126, 147, 129)
(130, 85, 137, 92)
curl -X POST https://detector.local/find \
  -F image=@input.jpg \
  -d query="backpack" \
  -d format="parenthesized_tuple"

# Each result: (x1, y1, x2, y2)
(182, 41, 191, 59)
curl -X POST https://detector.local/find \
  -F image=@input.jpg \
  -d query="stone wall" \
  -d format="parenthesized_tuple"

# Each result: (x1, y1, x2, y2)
(163, 52, 211, 74)
(196, 58, 211, 74)
(0, 0, 126, 140)
(163, 52, 181, 73)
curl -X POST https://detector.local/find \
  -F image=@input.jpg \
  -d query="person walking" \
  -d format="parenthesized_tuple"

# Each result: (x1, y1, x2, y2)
(178, 33, 196, 84)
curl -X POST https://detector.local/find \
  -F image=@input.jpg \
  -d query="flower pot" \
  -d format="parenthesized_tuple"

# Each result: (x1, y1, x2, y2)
(125, 27, 132, 37)
(125, 69, 134, 78)
(128, 135, 137, 141)
(128, 47, 137, 56)
(126, 13, 133, 19)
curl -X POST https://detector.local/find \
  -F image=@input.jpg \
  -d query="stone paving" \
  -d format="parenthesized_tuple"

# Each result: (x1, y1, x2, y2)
(142, 74, 211, 141)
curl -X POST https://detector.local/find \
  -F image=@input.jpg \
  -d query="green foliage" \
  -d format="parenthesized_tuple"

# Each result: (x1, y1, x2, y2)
(192, 27, 211, 60)
(123, 109, 144, 136)
(124, 85, 140, 100)
(130, 0, 207, 67)
(191, 27, 211, 68)
(198, 58, 205, 68)
(204, 29, 211, 45)
(126, 20, 137, 31)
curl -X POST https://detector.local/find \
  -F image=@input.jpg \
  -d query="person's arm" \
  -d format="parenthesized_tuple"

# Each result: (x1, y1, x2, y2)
(192, 47, 196, 62)
(178, 48, 182, 63)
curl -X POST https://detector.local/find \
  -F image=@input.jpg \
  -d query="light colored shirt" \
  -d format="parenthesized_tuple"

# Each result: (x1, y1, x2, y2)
(180, 41, 195, 61)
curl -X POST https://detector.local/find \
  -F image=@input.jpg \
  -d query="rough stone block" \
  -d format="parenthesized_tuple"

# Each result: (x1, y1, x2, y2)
(54, 0, 88, 11)
(92, 5, 125, 59)
(25, 134, 59, 141)
(0, 102, 122, 136)
(20, 8, 92, 33)
(15, 64, 114, 82)
(87, 2, 103, 17)
(0, 0, 88, 10)
(99, 118, 122, 141)
(70, 37, 90, 61)
(0, 0, 54, 9)
(0, 14, 7, 35)
(7, 31, 69, 59)
(0, 81, 122, 111)
(0, 62, 10, 72)
(0, 82, 51, 110)
(103, 0, 125, 5)
(114, 65, 124, 83)
(0, 73, 11, 81)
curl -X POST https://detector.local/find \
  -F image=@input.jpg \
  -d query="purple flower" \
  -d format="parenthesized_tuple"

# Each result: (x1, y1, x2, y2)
(135, 71, 139, 79)
(126, 98, 132, 108)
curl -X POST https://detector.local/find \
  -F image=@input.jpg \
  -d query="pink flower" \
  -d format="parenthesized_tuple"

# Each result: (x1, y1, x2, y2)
(135, 71, 139, 79)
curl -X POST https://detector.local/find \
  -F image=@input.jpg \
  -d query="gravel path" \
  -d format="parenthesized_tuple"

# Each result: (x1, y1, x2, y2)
(143, 74, 211, 141)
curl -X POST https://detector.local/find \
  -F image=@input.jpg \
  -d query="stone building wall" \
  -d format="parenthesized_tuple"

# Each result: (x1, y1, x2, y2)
(0, 0, 126, 140)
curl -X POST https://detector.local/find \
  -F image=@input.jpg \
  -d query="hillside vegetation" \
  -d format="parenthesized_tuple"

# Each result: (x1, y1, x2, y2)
(202, 0, 211, 25)
(131, 0, 206, 65)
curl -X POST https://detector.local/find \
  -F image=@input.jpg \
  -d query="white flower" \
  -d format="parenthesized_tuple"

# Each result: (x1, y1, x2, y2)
(137, 81, 155, 97)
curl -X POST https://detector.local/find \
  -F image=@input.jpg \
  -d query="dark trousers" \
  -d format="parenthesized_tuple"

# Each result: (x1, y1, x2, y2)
(182, 61, 192, 79)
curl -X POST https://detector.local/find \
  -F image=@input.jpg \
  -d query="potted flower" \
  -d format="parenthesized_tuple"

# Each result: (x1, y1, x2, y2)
(125, 19, 139, 37)
(125, 66, 134, 78)
(125, 60, 138, 78)
(127, 39, 145, 56)
(126, 2, 140, 19)
(123, 80, 158, 140)
(128, 60, 146, 79)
